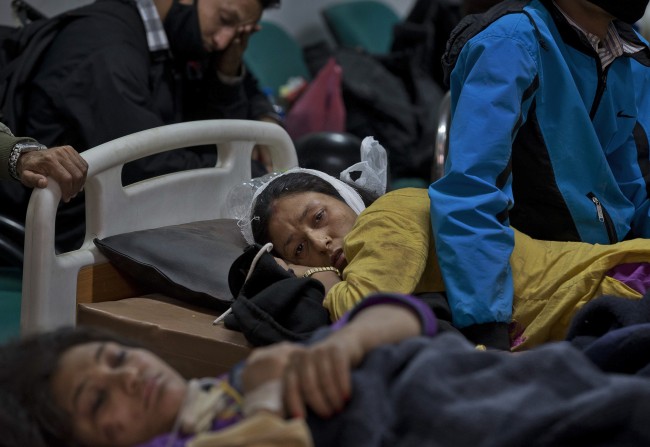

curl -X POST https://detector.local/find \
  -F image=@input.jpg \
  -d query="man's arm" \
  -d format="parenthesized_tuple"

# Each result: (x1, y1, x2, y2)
(0, 123, 87, 202)
(619, 59, 650, 238)
(0, 123, 28, 180)
(429, 33, 539, 349)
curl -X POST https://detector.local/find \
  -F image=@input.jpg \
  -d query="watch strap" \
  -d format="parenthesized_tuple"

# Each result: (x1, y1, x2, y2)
(9, 141, 47, 181)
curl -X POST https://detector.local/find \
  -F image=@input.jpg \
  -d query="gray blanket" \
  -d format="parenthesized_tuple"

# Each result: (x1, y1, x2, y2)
(308, 333, 650, 447)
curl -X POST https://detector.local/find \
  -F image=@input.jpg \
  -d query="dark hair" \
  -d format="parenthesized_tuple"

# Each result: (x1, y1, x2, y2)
(0, 391, 47, 447)
(0, 326, 140, 447)
(258, 0, 281, 9)
(250, 172, 378, 245)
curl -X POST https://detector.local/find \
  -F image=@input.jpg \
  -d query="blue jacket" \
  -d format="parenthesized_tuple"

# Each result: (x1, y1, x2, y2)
(429, 0, 650, 331)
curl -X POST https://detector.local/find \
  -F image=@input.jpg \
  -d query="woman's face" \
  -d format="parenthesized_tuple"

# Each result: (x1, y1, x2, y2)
(51, 342, 188, 447)
(267, 192, 358, 269)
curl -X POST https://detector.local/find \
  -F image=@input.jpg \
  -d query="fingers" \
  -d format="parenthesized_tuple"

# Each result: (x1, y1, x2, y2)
(19, 171, 47, 190)
(242, 343, 298, 393)
(283, 356, 307, 419)
(18, 146, 87, 202)
(52, 148, 87, 201)
(243, 341, 355, 420)
(237, 23, 258, 38)
(283, 345, 352, 419)
(305, 347, 349, 416)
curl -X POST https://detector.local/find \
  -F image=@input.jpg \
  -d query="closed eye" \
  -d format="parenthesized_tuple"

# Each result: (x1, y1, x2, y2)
(220, 12, 238, 27)
(92, 389, 107, 416)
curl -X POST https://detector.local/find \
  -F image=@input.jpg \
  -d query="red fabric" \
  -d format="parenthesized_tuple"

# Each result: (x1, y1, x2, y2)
(284, 57, 346, 141)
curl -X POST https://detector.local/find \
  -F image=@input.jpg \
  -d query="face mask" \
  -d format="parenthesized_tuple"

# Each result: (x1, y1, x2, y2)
(164, 0, 207, 59)
(587, 0, 649, 24)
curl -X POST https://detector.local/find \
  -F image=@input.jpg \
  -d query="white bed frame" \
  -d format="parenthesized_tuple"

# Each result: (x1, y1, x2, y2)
(21, 120, 298, 334)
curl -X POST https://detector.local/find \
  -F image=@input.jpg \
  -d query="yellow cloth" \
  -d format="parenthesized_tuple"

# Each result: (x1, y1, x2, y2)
(511, 231, 647, 350)
(324, 188, 445, 320)
(187, 412, 313, 447)
(323, 188, 649, 349)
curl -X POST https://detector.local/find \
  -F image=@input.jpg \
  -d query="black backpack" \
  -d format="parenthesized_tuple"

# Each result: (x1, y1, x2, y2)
(302, 41, 444, 183)
(390, 0, 463, 91)
(0, 17, 66, 133)
(0, 2, 117, 135)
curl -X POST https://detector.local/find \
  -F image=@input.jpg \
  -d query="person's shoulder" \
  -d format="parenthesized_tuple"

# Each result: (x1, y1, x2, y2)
(467, 1, 552, 45)
(371, 188, 429, 210)
(476, 14, 538, 41)
(384, 187, 428, 199)
(56, 0, 142, 39)
(44, 0, 145, 62)
(72, 0, 139, 17)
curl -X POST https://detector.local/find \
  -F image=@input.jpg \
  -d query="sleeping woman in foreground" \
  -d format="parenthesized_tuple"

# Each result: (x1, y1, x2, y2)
(5, 293, 650, 447)
(235, 140, 650, 350)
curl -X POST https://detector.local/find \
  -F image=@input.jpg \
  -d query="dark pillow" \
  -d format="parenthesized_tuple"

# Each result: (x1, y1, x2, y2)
(93, 219, 247, 311)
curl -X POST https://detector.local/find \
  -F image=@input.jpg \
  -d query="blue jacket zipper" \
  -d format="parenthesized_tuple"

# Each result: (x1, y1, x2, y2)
(587, 192, 617, 243)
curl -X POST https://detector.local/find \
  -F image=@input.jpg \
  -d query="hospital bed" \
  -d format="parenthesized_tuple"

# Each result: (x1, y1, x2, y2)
(20, 120, 298, 378)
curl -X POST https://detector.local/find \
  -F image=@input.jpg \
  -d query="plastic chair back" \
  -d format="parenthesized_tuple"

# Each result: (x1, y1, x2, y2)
(244, 21, 311, 97)
(322, 1, 400, 55)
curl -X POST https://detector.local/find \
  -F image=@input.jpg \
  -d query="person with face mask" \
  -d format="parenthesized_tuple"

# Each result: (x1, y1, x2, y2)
(428, 0, 650, 350)
(0, 0, 280, 253)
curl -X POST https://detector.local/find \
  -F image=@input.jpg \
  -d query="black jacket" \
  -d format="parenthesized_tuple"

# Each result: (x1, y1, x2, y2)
(24, 0, 273, 179)
(0, 0, 273, 251)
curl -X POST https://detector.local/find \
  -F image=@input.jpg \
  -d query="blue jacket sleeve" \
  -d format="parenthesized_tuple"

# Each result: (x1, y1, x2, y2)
(622, 58, 650, 238)
(429, 32, 539, 330)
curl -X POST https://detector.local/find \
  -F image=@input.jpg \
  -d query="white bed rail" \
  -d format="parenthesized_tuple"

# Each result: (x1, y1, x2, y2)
(22, 120, 297, 334)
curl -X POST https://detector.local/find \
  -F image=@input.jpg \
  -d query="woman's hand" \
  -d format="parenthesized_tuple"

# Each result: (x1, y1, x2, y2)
(282, 332, 363, 419)
(241, 342, 304, 417)
(242, 303, 423, 420)
(241, 335, 362, 420)
(242, 342, 300, 395)
(282, 304, 423, 418)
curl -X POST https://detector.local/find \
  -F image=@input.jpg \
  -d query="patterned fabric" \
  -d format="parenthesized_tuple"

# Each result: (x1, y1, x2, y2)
(554, 1, 645, 68)
(135, 0, 169, 52)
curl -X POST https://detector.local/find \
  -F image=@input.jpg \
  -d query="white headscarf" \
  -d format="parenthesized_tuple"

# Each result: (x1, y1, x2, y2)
(227, 136, 388, 245)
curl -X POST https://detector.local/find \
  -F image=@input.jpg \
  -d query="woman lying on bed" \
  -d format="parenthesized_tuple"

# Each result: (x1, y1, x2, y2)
(4, 293, 650, 447)
(243, 160, 650, 350)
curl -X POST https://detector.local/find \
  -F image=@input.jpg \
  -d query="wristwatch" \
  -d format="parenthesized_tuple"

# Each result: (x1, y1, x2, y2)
(8, 141, 47, 181)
